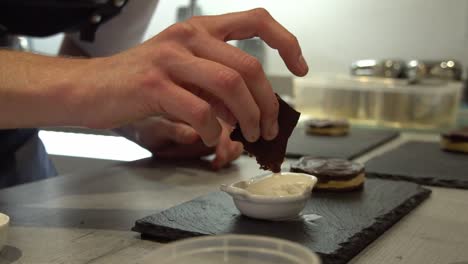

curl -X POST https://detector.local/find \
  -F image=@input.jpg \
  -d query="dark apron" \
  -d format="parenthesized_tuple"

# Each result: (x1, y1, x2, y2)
(0, 0, 128, 42)
(0, 129, 57, 189)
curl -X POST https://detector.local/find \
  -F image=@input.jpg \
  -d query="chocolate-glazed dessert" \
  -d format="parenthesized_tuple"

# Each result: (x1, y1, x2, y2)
(305, 119, 350, 136)
(441, 127, 468, 154)
(230, 94, 300, 173)
(291, 157, 365, 191)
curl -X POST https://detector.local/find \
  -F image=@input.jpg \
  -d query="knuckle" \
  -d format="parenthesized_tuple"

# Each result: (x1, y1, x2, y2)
(215, 69, 243, 90)
(251, 8, 272, 20)
(249, 8, 272, 32)
(139, 70, 167, 91)
(287, 34, 299, 47)
(239, 55, 263, 77)
(173, 125, 187, 141)
(187, 16, 202, 25)
(192, 103, 213, 126)
(156, 43, 182, 61)
(139, 79, 169, 114)
(168, 22, 197, 40)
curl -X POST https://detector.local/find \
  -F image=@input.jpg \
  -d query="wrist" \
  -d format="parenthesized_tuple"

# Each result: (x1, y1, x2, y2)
(35, 56, 94, 127)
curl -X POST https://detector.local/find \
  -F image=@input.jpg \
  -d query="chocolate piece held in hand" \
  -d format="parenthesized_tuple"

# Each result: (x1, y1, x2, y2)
(230, 95, 300, 172)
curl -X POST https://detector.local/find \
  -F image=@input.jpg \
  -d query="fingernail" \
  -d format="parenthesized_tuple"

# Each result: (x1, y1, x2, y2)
(204, 137, 219, 147)
(262, 120, 278, 141)
(246, 125, 260, 143)
(269, 121, 279, 140)
(180, 128, 195, 143)
(298, 54, 309, 74)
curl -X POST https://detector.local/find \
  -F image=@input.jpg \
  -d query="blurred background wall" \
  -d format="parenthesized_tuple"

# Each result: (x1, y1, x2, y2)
(31, 0, 468, 76)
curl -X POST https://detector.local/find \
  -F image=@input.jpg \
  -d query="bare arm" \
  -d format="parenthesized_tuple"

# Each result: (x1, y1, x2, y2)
(1, 9, 308, 145)
(1, 9, 307, 168)
(0, 50, 89, 129)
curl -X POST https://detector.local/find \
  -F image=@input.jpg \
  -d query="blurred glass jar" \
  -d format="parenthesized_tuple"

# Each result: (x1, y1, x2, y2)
(405, 60, 462, 84)
(351, 59, 406, 79)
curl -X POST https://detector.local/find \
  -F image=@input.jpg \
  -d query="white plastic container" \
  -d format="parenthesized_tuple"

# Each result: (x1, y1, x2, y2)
(294, 75, 462, 129)
(142, 235, 321, 264)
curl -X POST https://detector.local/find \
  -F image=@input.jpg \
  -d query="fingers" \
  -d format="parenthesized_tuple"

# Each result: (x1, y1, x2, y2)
(191, 38, 279, 140)
(157, 140, 214, 159)
(189, 8, 308, 76)
(129, 117, 199, 152)
(158, 84, 222, 147)
(212, 141, 243, 170)
(167, 57, 261, 142)
(212, 121, 244, 170)
(147, 9, 306, 144)
(183, 83, 237, 126)
(152, 118, 242, 168)
(163, 119, 199, 145)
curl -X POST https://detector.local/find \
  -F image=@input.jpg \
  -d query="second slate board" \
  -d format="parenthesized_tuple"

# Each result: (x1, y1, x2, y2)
(133, 178, 430, 264)
(286, 127, 399, 159)
(366, 141, 468, 189)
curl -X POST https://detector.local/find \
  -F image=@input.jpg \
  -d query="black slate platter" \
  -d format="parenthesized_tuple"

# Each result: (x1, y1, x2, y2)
(133, 178, 430, 264)
(286, 127, 399, 159)
(366, 141, 468, 189)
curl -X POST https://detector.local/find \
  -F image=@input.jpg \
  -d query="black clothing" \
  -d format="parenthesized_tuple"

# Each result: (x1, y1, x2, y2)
(0, 130, 57, 188)
(0, 0, 129, 187)
(0, 0, 127, 41)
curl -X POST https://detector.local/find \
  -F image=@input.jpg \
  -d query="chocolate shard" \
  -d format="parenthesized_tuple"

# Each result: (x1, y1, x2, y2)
(230, 94, 300, 172)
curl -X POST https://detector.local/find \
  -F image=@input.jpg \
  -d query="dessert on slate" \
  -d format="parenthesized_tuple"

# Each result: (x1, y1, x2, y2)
(290, 157, 365, 191)
(230, 94, 300, 173)
(305, 118, 350, 136)
(441, 127, 468, 154)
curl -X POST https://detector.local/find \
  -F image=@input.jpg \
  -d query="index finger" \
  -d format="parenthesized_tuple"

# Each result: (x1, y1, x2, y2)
(191, 8, 308, 76)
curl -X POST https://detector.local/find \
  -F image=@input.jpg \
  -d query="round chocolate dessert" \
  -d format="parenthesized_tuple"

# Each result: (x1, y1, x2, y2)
(441, 127, 468, 154)
(290, 157, 365, 191)
(305, 119, 349, 136)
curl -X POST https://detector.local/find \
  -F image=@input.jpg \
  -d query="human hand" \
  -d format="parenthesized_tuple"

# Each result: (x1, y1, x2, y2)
(74, 8, 308, 147)
(118, 117, 243, 170)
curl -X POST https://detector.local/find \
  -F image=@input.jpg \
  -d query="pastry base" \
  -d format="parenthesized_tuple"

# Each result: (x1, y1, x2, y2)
(314, 183, 364, 192)
(440, 138, 468, 154)
(315, 173, 365, 191)
(306, 127, 349, 136)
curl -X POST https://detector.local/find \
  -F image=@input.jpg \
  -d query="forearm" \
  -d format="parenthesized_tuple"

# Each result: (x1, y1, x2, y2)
(0, 49, 89, 128)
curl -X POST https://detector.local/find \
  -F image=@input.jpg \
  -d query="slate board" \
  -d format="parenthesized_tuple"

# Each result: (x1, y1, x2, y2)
(366, 141, 468, 189)
(286, 127, 399, 159)
(133, 178, 430, 264)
